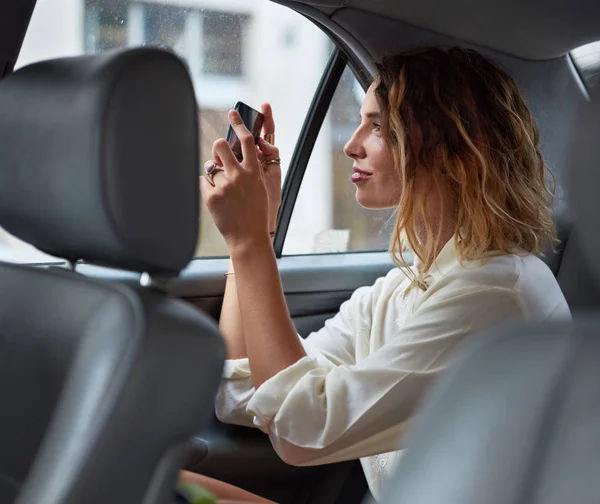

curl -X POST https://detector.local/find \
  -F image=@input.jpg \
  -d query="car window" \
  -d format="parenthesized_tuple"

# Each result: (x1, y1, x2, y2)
(283, 65, 394, 255)
(11, 0, 332, 262)
(572, 41, 600, 91)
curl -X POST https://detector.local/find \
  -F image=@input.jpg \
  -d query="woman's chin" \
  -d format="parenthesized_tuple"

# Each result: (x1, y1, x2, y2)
(355, 189, 396, 210)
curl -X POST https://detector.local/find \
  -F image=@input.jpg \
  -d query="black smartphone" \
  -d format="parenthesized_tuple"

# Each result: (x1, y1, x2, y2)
(226, 101, 265, 162)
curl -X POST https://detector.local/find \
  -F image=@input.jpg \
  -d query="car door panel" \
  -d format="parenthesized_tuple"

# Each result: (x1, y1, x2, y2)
(187, 419, 360, 504)
(169, 253, 396, 504)
(76, 253, 395, 317)
(184, 291, 354, 328)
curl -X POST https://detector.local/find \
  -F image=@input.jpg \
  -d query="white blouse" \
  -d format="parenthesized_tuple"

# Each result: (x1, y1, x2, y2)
(215, 238, 571, 500)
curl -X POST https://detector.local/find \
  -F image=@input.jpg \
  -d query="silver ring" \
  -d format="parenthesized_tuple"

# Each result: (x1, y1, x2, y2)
(207, 166, 224, 185)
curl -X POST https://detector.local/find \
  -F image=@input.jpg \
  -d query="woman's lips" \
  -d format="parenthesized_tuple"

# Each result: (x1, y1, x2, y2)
(351, 167, 372, 183)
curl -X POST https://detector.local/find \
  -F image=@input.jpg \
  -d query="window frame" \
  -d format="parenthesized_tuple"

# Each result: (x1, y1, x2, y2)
(570, 43, 600, 95)
(8, 2, 383, 265)
(272, 34, 375, 258)
(273, 48, 346, 257)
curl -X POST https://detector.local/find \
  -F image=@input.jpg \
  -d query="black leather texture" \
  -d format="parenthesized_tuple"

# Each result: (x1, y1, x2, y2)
(569, 90, 600, 287)
(0, 49, 225, 504)
(376, 319, 600, 504)
(0, 264, 225, 504)
(0, 48, 199, 276)
(539, 214, 600, 312)
(550, 91, 600, 311)
(555, 224, 600, 311)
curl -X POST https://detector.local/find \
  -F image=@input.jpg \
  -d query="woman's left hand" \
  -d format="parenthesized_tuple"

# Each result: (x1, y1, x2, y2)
(200, 110, 271, 251)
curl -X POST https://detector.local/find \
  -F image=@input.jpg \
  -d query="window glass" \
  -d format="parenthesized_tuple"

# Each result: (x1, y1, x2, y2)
(12, 0, 332, 261)
(203, 11, 247, 77)
(84, 0, 127, 52)
(283, 66, 394, 255)
(143, 4, 187, 48)
(572, 41, 600, 91)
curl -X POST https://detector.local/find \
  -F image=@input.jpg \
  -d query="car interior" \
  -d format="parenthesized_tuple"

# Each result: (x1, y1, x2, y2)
(0, 0, 598, 503)
(375, 85, 600, 504)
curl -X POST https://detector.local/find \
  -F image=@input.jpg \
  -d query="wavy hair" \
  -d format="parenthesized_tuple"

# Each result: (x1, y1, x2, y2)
(374, 47, 556, 278)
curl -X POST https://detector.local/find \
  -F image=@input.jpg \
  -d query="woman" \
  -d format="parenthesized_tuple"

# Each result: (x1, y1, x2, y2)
(182, 47, 570, 503)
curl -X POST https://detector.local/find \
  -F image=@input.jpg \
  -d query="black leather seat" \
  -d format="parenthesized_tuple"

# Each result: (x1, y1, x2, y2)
(376, 93, 600, 504)
(550, 217, 600, 311)
(0, 49, 226, 504)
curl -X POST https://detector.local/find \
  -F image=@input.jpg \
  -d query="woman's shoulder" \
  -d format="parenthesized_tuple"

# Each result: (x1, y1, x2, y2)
(444, 249, 550, 289)
(510, 251, 570, 317)
(431, 250, 517, 293)
(473, 250, 558, 288)
(443, 250, 569, 318)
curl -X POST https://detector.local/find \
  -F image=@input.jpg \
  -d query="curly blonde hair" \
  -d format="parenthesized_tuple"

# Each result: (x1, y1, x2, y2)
(374, 47, 557, 275)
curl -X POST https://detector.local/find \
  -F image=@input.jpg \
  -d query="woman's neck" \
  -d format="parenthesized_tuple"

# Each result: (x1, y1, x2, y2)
(415, 212, 457, 255)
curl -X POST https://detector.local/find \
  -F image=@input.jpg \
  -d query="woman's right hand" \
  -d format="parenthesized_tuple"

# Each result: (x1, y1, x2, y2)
(256, 103, 281, 234)
(204, 103, 282, 234)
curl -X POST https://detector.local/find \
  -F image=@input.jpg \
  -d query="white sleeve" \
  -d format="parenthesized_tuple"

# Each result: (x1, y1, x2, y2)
(215, 277, 386, 427)
(244, 286, 525, 466)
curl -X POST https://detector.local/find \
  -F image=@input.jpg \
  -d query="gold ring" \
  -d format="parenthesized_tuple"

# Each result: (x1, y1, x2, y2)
(263, 157, 281, 167)
(263, 133, 275, 145)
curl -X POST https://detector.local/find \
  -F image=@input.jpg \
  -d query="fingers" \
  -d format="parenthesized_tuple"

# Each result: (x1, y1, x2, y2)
(199, 175, 214, 198)
(228, 110, 259, 168)
(207, 107, 266, 176)
(213, 138, 239, 175)
(203, 160, 224, 188)
(256, 137, 279, 158)
(261, 102, 275, 135)
(210, 144, 224, 168)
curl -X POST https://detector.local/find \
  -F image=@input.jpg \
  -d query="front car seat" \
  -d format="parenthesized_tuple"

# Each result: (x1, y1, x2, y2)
(0, 48, 226, 504)
(375, 93, 600, 503)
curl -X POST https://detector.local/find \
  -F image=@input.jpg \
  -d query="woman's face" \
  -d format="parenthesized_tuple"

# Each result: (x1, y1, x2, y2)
(344, 83, 402, 209)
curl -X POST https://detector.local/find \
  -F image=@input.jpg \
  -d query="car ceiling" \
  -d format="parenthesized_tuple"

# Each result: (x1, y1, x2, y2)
(285, 0, 600, 60)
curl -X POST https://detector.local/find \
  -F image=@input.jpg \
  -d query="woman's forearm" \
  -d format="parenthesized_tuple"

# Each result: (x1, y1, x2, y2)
(231, 237, 306, 389)
(218, 229, 278, 360)
(218, 258, 247, 359)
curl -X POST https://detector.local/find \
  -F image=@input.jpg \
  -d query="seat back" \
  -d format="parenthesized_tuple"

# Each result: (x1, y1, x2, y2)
(376, 90, 600, 504)
(541, 215, 600, 311)
(376, 319, 599, 504)
(553, 221, 600, 311)
(0, 49, 226, 504)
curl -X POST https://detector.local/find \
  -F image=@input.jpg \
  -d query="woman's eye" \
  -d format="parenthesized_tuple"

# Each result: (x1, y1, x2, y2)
(372, 123, 382, 133)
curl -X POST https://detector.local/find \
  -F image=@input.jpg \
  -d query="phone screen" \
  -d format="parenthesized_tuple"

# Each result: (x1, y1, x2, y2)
(226, 102, 265, 161)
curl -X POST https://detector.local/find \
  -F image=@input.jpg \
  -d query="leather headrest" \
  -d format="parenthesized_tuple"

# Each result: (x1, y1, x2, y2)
(0, 48, 199, 276)
(569, 91, 600, 286)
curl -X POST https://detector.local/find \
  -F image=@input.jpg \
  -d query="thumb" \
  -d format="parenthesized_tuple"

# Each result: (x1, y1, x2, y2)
(257, 137, 279, 157)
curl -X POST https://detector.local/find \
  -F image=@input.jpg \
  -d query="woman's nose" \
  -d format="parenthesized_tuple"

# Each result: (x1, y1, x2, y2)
(344, 131, 364, 159)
